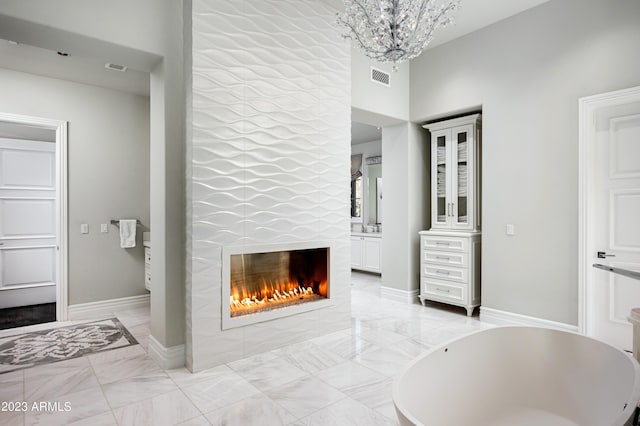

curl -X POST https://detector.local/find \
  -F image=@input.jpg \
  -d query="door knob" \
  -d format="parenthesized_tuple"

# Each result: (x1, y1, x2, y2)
(597, 251, 616, 259)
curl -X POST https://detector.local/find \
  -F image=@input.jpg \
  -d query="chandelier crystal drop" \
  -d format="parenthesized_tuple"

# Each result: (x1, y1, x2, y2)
(337, 0, 460, 70)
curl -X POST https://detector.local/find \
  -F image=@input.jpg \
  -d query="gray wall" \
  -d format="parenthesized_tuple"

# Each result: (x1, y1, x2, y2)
(0, 67, 150, 304)
(351, 48, 410, 125)
(410, 0, 640, 324)
(381, 123, 430, 294)
(0, 0, 186, 349)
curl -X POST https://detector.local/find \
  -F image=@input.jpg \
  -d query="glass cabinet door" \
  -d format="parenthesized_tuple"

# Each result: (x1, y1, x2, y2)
(435, 132, 448, 226)
(453, 126, 470, 226)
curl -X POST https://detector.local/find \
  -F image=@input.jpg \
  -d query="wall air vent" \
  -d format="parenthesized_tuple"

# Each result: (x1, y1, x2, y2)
(105, 63, 127, 72)
(370, 67, 390, 87)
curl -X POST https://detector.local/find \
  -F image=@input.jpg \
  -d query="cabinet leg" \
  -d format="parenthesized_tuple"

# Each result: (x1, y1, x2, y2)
(419, 298, 426, 307)
(466, 307, 474, 317)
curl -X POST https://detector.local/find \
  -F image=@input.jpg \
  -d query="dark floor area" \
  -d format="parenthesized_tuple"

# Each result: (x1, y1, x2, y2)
(0, 303, 56, 330)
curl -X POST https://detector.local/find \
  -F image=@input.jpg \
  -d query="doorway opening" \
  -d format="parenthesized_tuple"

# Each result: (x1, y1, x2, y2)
(0, 113, 68, 329)
(579, 85, 640, 351)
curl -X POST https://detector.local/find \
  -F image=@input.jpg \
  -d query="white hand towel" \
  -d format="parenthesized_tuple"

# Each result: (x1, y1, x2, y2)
(120, 219, 137, 248)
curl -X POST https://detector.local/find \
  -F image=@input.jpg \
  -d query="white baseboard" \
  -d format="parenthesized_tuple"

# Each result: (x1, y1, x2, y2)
(380, 286, 419, 304)
(479, 307, 579, 333)
(68, 294, 150, 320)
(148, 335, 185, 370)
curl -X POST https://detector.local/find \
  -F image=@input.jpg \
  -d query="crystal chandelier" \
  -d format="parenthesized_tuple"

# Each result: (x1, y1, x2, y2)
(337, 0, 460, 70)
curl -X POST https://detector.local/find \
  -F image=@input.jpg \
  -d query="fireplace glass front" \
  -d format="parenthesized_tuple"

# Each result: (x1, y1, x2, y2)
(228, 247, 329, 319)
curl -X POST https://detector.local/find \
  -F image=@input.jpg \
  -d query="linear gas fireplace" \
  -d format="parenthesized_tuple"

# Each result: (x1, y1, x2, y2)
(222, 242, 332, 329)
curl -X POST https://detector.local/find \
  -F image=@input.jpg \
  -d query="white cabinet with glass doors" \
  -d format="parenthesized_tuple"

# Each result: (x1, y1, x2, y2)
(423, 114, 481, 232)
(420, 114, 481, 316)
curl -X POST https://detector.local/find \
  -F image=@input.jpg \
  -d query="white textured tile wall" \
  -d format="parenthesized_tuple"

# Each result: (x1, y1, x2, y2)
(186, 0, 351, 371)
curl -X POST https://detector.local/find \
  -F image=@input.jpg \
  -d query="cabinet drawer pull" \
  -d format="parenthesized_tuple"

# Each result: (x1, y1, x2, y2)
(435, 287, 450, 293)
(435, 256, 450, 260)
(435, 242, 450, 246)
(435, 270, 450, 275)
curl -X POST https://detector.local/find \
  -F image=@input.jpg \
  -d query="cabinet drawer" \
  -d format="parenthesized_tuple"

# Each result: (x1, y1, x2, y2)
(144, 247, 151, 265)
(422, 250, 468, 268)
(422, 278, 467, 303)
(421, 235, 467, 252)
(422, 264, 468, 283)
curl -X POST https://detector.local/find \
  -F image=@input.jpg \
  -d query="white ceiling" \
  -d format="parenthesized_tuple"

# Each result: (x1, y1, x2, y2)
(0, 0, 550, 113)
(428, 0, 551, 49)
(346, 0, 552, 142)
(0, 39, 150, 96)
(351, 122, 381, 145)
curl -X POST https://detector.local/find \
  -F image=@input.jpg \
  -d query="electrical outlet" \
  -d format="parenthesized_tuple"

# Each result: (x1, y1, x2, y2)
(101, 223, 108, 233)
(81, 224, 89, 234)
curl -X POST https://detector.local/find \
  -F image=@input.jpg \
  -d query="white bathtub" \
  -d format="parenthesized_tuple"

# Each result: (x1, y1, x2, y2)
(393, 326, 640, 426)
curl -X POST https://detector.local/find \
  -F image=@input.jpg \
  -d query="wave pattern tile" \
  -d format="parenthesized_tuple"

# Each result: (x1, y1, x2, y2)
(187, 0, 351, 370)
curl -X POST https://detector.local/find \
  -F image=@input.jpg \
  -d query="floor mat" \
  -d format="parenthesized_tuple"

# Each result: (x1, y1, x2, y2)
(0, 317, 138, 373)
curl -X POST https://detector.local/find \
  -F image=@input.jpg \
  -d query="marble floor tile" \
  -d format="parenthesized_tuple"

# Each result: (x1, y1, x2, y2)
(102, 373, 178, 408)
(204, 393, 296, 426)
(24, 385, 111, 426)
(346, 377, 397, 421)
(0, 410, 23, 426)
(181, 368, 260, 413)
(89, 344, 162, 384)
(375, 317, 448, 338)
(354, 326, 409, 347)
(228, 351, 308, 392)
(24, 356, 99, 402)
(295, 397, 397, 426)
(113, 389, 201, 426)
(167, 364, 234, 389)
(178, 416, 212, 425)
(310, 329, 379, 360)
(415, 324, 480, 348)
(264, 376, 347, 420)
(0, 271, 501, 425)
(0, 369, 23, 401)
(314, 360, 387, 395)
(390, 338, 432, 359)
(66, 411, 117, 426)
(127, 324, 150, 351)
(272, 342, 348, 375)
(113, 307, 151, 328)
(353, 346, 415, 378)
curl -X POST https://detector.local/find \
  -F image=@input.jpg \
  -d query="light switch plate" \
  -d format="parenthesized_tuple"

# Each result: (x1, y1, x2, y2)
(81, 223, 89, 234)
(506, 224, 515, 236)
(101, 223, 108, 233)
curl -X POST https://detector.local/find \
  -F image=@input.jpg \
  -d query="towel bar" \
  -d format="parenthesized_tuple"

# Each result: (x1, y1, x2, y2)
(110, 219, 142, 227)
(593, 263, 640, 281)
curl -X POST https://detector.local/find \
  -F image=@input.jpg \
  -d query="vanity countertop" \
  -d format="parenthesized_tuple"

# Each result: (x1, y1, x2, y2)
(143, 231, 151, 248)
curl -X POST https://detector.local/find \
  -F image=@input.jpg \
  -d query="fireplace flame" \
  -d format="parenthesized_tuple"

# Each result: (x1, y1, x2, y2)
(229, 279, 326, 317)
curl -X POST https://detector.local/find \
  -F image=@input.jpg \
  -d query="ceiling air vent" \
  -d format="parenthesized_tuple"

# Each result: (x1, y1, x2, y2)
(370, 67, 390, 87)
(105, 63, 127, 72)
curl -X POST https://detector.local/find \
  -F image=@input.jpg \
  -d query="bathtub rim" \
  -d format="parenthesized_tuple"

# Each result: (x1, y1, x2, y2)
(391, 325, 640, 426)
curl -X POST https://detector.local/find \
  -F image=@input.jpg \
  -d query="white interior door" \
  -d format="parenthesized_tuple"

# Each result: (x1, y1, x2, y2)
(586, 93, 640, 351)
(0, 138, 57, 309)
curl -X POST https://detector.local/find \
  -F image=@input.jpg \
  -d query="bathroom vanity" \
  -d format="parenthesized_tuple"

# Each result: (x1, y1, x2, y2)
(351, 232, 382, 274)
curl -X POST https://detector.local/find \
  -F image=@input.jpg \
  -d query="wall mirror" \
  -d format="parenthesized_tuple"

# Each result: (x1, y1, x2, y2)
(366, 156, 382, 225)
(351, 154, 363, 222)
(350, 121, 382, 228)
